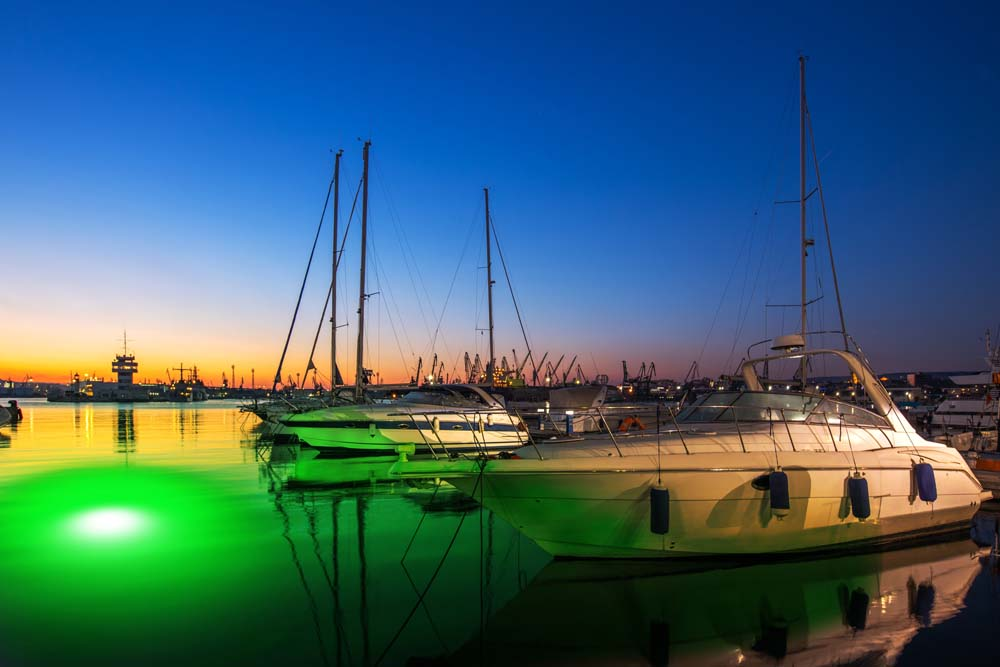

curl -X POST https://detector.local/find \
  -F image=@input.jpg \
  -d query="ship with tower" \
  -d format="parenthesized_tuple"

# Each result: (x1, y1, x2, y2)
(47, 333, 206, 403)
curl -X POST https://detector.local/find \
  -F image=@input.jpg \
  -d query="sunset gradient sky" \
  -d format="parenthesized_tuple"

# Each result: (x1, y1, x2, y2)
(2, 1, 998, 386)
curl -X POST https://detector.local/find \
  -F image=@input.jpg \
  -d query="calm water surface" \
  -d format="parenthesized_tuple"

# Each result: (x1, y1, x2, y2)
(1, 399, 998, 666)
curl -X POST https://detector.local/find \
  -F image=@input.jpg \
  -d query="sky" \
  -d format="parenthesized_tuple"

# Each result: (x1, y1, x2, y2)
(1, 1, 998, 387)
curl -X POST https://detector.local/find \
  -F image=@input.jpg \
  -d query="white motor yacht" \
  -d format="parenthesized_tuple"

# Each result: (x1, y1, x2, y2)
(280, 383, 527, 460)
(391, 347, 987, 558)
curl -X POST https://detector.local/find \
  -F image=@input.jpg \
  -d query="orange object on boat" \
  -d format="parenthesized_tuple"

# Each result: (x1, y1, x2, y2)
(617, 416, 647, 432)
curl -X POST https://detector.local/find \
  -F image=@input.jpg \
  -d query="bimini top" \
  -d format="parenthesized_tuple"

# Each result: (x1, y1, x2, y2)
(737, 347, 912, 433)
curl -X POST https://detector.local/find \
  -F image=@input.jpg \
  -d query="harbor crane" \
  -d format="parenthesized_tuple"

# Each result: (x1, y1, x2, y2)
(532, 352, 549, 386)
(549, 355, 566, 383)
(561, 355, 578, 385)
(513, 349, 532, 382)
(428, 353, 440, 383)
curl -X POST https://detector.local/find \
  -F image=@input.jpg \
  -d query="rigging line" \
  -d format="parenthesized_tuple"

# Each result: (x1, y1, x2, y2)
(722, 68, 798, 372)
(338, 175, 364, 272)
(377, 252, 419, 362)
(724, 178, 784, 374)
(371, 250, 411, 378)
(430, 200, 481, 354)
(696, 214, 755, 370)
(372, 161, 440, 353)
(807, 102, 849, 351)
(490, 213, 536, 378)
(366, 212, 418, 369)
(272, 158, 338, 392)
(375, 467, 486, 666)
(303, 176, 364, 384)
(397, 484, 451, 652)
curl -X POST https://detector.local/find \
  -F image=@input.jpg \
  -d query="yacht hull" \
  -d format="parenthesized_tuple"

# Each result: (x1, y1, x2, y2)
(402, 447, 983, 558)
(282, 411, 526, 457)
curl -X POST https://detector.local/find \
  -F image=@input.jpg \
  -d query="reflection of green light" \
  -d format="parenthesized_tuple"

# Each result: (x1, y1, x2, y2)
(70, 507, 149, 540)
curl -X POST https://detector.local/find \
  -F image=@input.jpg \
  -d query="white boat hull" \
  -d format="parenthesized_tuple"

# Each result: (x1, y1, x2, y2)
(283, 409, 526, 457)
(399, 447, 983, 558)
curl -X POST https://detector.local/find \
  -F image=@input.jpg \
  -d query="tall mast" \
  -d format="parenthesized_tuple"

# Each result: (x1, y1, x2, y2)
(799, 55, 808, 386)
(484, 187, 495, 385)
(355, 141, 371, 400)
(331, 149, 343, 388)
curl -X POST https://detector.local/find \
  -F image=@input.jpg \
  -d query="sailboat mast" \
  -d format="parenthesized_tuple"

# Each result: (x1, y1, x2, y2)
(331, 149, 342, 388)
(799, 55, 808, 386)
(355, 141, 371, 400)
(484, 187, 495, 385)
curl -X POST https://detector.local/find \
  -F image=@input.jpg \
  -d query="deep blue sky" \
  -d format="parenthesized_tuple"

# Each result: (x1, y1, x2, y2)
(2, 1, 998, 383)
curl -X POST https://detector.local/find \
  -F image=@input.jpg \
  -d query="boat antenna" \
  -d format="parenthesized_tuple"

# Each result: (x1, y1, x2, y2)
(799, 54, 809, 386)
(484, 187, 495, 386)
(331, 148, 343, 387)
(355, 140, 371, 401)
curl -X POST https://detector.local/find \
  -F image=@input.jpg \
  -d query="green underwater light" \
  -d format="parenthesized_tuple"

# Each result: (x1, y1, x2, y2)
(69, 507, 151, 540)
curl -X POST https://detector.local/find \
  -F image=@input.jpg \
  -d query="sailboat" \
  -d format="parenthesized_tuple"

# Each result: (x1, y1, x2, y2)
(280, 149, 528, 464)
(389, 58, 988, 558)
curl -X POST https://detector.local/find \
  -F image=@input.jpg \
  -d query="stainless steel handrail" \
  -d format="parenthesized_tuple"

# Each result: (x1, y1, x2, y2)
(405, 412, 442, 460)
(779, 408, 797, 452)
(595, 405, 624, 457)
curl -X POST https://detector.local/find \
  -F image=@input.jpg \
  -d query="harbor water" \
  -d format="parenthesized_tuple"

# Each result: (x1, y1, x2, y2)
(2, 399, 999, 666)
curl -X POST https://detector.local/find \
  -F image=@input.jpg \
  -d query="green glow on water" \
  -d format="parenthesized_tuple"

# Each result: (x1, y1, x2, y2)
(0, 461, 279, 664)
(69, 507, 151, 540)
(0, 402, 549, 666)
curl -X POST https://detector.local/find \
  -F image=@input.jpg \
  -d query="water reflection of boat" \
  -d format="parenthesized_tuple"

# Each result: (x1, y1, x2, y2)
(289, 454, 395, 488)
(258, 455, 548, 667)
(441, 536, 988, 667)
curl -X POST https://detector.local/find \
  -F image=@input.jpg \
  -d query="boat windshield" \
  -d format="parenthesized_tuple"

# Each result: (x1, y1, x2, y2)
(676, 391, 889, 428)
(396, 386, 492, 408)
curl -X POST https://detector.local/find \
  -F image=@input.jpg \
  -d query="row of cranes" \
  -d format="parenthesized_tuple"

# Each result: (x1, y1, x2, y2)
(410, 351, 667, 390)
(412, 350, 593, 387)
